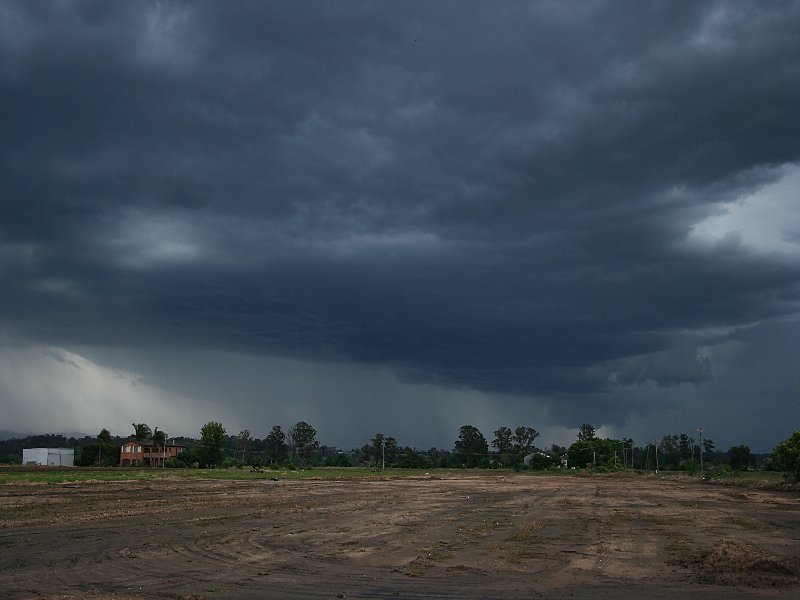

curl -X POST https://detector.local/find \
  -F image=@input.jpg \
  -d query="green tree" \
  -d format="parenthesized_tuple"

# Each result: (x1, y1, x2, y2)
(368, 433, 398, 467)
(772, 431, 800, 481)
(678, 433, 693, 461)
(76, 444, 98, 466)
(728, 445, 753, 470)
(453, 425, 488, 468)
(265, 425, 287, 464)
(98, 428, 112, 446)
(426, 447, 444, 468)
(76, 428, 116, 467)
(492, 426, 513, 452)
(235, 429, 251, 463)
(513, 426, 539, 455)
(577, 423, 595, 441)
(568, 440, 596, 469)
(358, 443, 371, 466)
(289, 421, 319, 466)
(197, 421, 226, 467)
(492, 426, 514, 466)
(703, 438, 715, 463)
(660, 434, 680, 468)
(98, 428, 114, 465)
(396, 447, 428, 469)
(567, 438, 623, 470)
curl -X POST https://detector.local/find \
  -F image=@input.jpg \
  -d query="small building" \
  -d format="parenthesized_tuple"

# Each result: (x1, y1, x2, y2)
(119, 439, 186, 467)
(22, 448, 75, 467)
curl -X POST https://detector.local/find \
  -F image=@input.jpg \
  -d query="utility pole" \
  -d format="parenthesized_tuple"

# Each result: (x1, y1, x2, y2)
(654, 442, 659, 474)
(381, 439, 386, 471)
(696, 426, 704, 478)
(649, 441, 659, 474)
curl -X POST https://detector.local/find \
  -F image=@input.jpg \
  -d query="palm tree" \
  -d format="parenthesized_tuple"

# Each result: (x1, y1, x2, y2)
(129, 424, 152, 466)
(132, 423, 152, 443)
(152, 428, 167, 467)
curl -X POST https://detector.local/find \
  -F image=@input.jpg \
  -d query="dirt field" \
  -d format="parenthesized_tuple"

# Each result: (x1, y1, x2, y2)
(1, 472, 799, 599)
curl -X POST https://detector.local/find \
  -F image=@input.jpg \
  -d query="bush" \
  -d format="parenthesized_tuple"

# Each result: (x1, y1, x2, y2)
(177, 446, 200, 466)
(705, 464, 736, 479)
(527, 453, 555, 470)
(772, 431, 800, 481)
(324, 454, 354, 467)
(0, 454, 18, 465)
(284, 462, 297, 471)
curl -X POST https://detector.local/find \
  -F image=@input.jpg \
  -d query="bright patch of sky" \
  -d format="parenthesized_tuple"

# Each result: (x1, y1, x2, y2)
(0, 346, 208, 437)
(689, 163, 800, 258)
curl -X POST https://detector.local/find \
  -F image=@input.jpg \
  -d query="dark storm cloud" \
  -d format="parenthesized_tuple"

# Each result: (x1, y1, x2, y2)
(2, 1, 800, 433)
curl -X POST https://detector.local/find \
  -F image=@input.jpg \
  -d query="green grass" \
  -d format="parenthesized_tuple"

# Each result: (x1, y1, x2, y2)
(6, 466, 784, 486)
(0, 466, 450, 485)
(0, 469, 159, 484)
(732, 471, 785, 483)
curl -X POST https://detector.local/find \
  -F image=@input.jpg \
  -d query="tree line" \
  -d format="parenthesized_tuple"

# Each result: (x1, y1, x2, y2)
(2, 421, 799, 480)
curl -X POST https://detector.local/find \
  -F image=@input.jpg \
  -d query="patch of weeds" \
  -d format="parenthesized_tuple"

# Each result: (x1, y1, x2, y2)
(403, 547, 450, 577)
(503, 546, 537, 563)
(424, 542, 452, 562)
(641, 513, 669, 526)
(508, 520, 544, 542)
(665, 533, 697, 566)
(728, 515, 761, 530)
(691, 540, 798, 587)
(402, 558, 427, 577)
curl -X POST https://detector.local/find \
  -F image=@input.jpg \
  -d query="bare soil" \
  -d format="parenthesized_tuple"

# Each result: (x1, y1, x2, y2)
(1, 473, 799, 599)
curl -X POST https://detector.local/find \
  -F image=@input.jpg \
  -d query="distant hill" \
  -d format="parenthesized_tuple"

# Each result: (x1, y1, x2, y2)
(0, 430, 27, 440)
(0, 431, 94, 442)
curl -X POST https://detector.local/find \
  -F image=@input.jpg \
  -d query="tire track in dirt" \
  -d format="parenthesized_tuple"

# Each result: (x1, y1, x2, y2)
(2, 474, 799, 599)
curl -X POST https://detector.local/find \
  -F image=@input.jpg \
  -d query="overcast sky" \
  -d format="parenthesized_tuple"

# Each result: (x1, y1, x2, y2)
(2, 1, 799, 452)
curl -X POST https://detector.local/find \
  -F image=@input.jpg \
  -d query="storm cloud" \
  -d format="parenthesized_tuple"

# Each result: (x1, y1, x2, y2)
(2, 1, 799, 449)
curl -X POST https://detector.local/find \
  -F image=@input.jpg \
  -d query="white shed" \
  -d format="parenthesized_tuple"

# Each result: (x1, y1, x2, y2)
(22, 448, 75, 467)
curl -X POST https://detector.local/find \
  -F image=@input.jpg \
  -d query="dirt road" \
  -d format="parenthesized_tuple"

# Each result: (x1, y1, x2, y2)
(1, 473, 798, 598)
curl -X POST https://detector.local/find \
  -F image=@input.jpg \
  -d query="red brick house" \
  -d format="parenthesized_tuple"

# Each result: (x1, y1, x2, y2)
(119, 440, 186, 467)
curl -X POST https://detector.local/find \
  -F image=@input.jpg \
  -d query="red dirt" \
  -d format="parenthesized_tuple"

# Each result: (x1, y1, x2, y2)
(1, 473, 799, 599)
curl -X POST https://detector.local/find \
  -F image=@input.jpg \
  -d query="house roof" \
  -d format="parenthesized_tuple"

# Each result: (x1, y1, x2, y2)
(123, 438, 188, 448)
